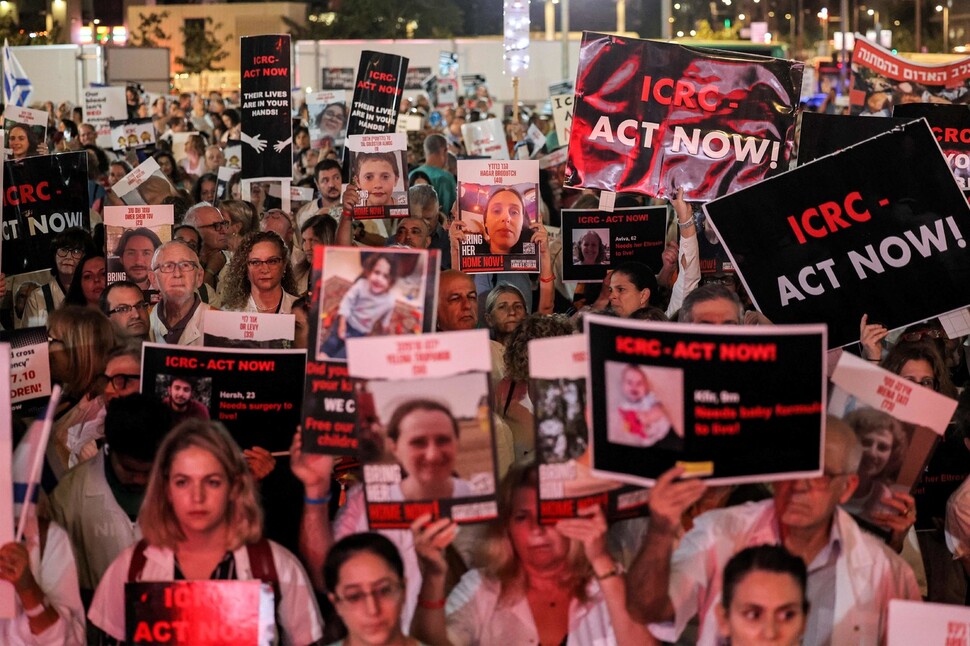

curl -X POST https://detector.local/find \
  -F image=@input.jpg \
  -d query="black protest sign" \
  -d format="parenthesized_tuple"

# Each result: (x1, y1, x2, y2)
(2, 151, 89, 276)
(565, 32, 802, 201)
(346, 51, 409, 137)
(893, 104, 970, 195)
(705, 119, 970, 349)
(125, 581, 267, 645)
(796, 112, 912, 166)
(240, 34, 292, 181)
(560, 206, 666, 282)
(321, 68, 355, 91)
(585, 315, 825, 486)
(141, 343, 305, 452)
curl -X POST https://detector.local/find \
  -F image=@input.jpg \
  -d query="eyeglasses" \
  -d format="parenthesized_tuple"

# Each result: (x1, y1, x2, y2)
(108, 301, 149, 316)
(247, 256, 283, 268)
(153, 261, 199, 274)
(322, 109, 345, 120)
(55, 247, 84, 259)
(199, 220, 230, 231)
(332, 581, 403, 608)
(100, 373, 140, 391)
(903, 376, 936, 389)
(900, 329, 946, 342)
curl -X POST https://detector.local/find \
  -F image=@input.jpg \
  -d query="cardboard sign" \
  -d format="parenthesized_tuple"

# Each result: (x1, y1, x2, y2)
(141, 343, 305, 452)
(460, 119, 509, 160)
(347, 330, 499, 528)
(893, 103, 970, 195)
(346, 51, 409, 138)
(849, 37, 970, 117)
(2, 151, 89, 277)
(705, 119, 970, 348)
(240, 34, 293, 181)
(125, 581, 272, 645)
(110, 157, 177, 207)
(346, 133, 409, 219)
(3, 105, 47, 157)
(109, 118, 156, 152)
(551, 93, 573, 147)
(1, 327, 51, 416)
(560, 206, 666, 282)
(306, 90, 348, 152)
(103, 205, 173, 293)
(887, 599, 970, 646)
(85, 86, 127, 149)
(321, 68, 355, 91)
(564, 32, 803, 201)
(456, 159, 541, 274)
(829, 353, 954, 532)
(203, 310, 296, 349)
(585, 314, 826, 486)
(530, 334, 650, 523)
(796, 112, 912, 166)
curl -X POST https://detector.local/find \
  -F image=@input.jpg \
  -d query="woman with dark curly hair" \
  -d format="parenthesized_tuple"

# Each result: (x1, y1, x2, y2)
(219, 231, 299, 313)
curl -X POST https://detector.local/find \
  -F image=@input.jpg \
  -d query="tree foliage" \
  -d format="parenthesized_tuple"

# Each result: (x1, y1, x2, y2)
(285, 0, 463, 40)
(0, 16, 62, 46)
(129, 11, 171, 47)
(175, 17, 231, 75)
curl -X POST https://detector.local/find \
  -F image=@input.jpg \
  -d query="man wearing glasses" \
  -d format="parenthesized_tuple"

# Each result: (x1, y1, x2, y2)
(626, 419, 920, 645)
(148, 240, 210, 346)
(100, 281, 150, 341)
(183, 203, 230, 291)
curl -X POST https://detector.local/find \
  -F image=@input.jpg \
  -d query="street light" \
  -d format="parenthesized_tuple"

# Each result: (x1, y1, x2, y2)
(818, 7, 829, 56)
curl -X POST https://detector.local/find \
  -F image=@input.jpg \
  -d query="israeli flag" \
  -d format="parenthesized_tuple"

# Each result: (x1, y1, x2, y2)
(3, 39, 33, 107)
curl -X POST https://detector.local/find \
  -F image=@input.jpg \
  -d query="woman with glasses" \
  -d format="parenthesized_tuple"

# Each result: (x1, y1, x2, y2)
(324, 533, 427, 646)
(89, 419, 324, 645)
(220, 231, 299, 314)
(18, 227, 95, 329)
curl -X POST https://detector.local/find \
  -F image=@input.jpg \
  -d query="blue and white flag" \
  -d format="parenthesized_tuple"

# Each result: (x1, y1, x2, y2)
(3, 39, 33, 107)
(12, 385, 61, 542)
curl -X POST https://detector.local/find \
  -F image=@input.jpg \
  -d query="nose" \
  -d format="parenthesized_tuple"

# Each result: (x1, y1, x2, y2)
(761, 614, 779, 639)
(192, 482, 205, 503)
(363, 590, 380, 615)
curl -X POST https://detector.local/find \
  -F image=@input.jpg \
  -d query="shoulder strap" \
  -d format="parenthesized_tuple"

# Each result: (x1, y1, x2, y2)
(127, 538, 149, 582)
(42, 283, 54, 312)
(246, 538, 279, 587)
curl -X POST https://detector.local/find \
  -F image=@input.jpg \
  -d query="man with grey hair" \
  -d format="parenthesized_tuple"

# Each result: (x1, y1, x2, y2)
(409, 133, 456, 215)
(148, 240, 210, 346)
(677, 283, 744, 325)
(626, 416, 919, 645)
(182, 202, 229, 290)
(408, 183, 450, 268)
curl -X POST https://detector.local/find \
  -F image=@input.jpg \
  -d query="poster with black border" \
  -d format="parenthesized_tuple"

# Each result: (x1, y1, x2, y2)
(140, 343, 305, 453)
(585, 314, 826, 486)
(0, 327, 51, 416)
(103, 204, 172, 293)
(125, 580, 273, 645)
(456, 159, 541, 274)
(240, 34, 293, 182)
(893, 103, 970, 195)
(109, 118, 156, 152)
(564, 32, 802, 202)
(704, 119, 970, 349)
(828, 352, 956, 535)
(321, 68, 355, 91)
(346, 329, 498, 529)
(849, 37, 970, 117)
(3, 105, 47, 158)
(346, 51, 408, 138)
(203, 310, 295, 349)
(2, 151, 89, 278)
(560, 206, 666, 282)
(530, 334, 650, 523)
(346, 133, 410, 219)
(796, 112, 912, 166)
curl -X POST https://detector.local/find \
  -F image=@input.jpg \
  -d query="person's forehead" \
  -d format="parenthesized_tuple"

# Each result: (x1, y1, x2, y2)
(318, 168, 340, 179)
(107, 286, 144, 305)
(107, 354, 140, 372)
(157, 245, 197, 264)
(401, 218, 425, 231)
(196, 206, 223, 224)
(126, 234, 156, 248)
(171, 378, 192, 388)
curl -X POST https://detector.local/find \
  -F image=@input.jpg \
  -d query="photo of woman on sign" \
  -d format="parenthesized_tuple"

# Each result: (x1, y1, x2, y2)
(573, 229, 610, 265)
(458, 184, 539, 256)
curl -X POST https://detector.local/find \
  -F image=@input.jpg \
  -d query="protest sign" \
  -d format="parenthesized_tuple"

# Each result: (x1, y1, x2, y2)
(141, 343, 305, 452)
(0, 345, 12, 618)
(796, 112, 911, 166)
(551, 93, 573, 148)
(456, 159, 540, 274)
(321, 68, 355, 91)
(3, 105, 47, 158)
(103, 205, 172, 296)
(240, 35, 292, 181)
(828, 353, 954, 534)
(705, 119, 970, 348)
(109, 118, 156, 152)
(887, 599, 970, 646)
(346, 51, 408, 138)
(110, 157, 178, 206)
(850, 37, 970, 117)
(405, 66, 434, 90)
(125, 581, 272, 645)
(203, 310, 295, 349)
(694, 207, 735, 277)
(503, 0, 530, 75)
(224, 140, 242, 170)
(84, 86, 127, 149)
(585, 314, 826, 486)
(0, 327, 50, 416)
(560, 206, 666, 282)
(306, 90, 348, 151)
(345, 133, 409, 219)
(2, 151, 89, 277)
(460, 118, 509, 160)
(530, 334, 650, 522)
(564, 32, 803, 201)
(893, 103, 970, 195)
(461, 74, 487, 101)
(347, 329, 498, 528)
(303, 245, 438, 455)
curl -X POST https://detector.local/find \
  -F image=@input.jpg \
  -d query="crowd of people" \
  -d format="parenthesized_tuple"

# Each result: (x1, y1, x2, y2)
(0, 72, 968, 646)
